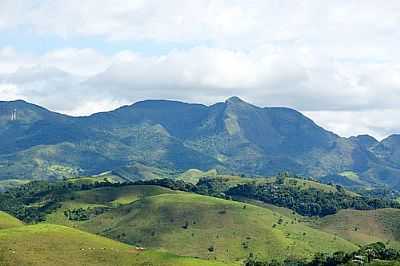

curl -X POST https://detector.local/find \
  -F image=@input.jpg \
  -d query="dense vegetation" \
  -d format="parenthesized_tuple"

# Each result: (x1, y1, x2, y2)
(226, 181, 400, 217)
(245, 242, 400, 265)
(2, 98, 400, 190)
(0, 178, 118, 222)
(3, 174, 400, 223)
(63, 206, 110, 221)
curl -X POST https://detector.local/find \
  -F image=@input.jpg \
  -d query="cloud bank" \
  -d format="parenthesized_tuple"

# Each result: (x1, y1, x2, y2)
(0, 0, 400, 139)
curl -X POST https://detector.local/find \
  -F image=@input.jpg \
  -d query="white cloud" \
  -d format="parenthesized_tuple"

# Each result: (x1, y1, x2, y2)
(0, 47, 139, 76)
(305, 110, 400, 140)
(84, 46, 400, 112)
(0, 0, 399, 52)
(0, 1, 400, 138)
(0, 83, 20, 100)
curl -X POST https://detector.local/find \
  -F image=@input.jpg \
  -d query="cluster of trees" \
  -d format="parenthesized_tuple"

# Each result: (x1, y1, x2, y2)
(132, 178, 196, 192)
(227, 183, 400, 217)
(245, 242, 400, 265)
(0, 179, 119, 223)
(64, 206, 110, 221)
(132, 176, 237, 197)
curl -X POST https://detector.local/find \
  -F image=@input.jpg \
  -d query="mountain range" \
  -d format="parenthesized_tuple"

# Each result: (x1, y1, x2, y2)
(1, 97, 399, 189)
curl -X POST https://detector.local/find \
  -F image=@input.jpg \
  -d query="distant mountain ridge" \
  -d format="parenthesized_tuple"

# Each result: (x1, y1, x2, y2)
(0, 97, 399, 189)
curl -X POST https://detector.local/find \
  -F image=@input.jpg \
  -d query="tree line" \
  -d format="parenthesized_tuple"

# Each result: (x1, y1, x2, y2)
(245, 242, 400, 265)
(133, 176, 400, 217)
(1, 173, 400, 223)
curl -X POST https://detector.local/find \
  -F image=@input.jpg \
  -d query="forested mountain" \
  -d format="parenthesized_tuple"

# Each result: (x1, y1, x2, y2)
(0, 97, 399, 189)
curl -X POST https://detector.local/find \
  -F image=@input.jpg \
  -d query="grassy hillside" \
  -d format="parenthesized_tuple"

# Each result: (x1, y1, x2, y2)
(314, 208, 400, 249)
(73, 184, 179, 205)
(43, 186, 357, 263)
(177, 168, 218, 184)
(0, 179, 30, 192)
(45, 185, 180, 226)
(0, 223, 231, 266)
(0, 211, 23, 229)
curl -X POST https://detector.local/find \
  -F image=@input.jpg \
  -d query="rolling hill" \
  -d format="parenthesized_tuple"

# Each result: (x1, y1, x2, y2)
(313, 208, 400, 249)
(42, 184, 357, 263)
(0, 98, 400, 189)
(0, 215, 231, 266)
(3, 178, 400, 265)
(0, 211, 24, 229)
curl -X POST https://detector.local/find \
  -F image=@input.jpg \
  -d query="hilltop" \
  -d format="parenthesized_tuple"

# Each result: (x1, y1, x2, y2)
(38, 183, 357, 262)
(0, 211, 24, 229)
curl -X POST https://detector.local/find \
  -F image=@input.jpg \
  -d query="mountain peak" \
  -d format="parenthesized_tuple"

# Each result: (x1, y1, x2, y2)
(381, 134, 400, 144)
(225, 96, 248, 105)
(350, 134, 379, 149)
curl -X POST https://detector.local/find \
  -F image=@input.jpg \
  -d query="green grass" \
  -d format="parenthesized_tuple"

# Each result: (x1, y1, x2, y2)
(284, 178, 337, 192)
(0, 223, 229, 266)
(339, 171, 360, 182)
(66, 174, 126, 185)
(177, 169, 218, 184)
(0, 179, 31, 191)
(45, 185, 179, 226)
(0, 211, 24, 229)
(368, 261, 400, 266)
(45, 187, 357, 263)
(132, 251, 234, 266)
(113, 162, 179, 182)
(313, 208, 400, 249)
(282, 177, 360, 197)
(233, 197, 302, 220)
(73, 184, 179, 205)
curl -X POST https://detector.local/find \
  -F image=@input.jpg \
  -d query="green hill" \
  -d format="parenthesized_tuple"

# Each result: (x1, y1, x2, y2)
(0, 223, 230, 266)
(0, 211, 23, 229)
(177, 168, 218, 184)
(45, 184, 180, 226)
(313, 208, 400, 249)
(43, 186, 357, 263)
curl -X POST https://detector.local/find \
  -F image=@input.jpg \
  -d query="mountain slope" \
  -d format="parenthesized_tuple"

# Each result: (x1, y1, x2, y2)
(0, 97, 399, 188)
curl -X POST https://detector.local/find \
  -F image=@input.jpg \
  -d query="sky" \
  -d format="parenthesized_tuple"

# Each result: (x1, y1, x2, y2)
(0, 0, 400, 140)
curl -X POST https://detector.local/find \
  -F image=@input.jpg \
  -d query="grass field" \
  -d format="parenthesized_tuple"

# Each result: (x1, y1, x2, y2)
(43, 186, 357, 263)
(313, 208, 400, 249)
(45, 185, 180, 226)
(0, 211, 24, 229)
(0, 179, 31, 191)
(177, 169, 218, 184)
(0, 223, 232, 266)
(339, 171, 361, 182)
(73, 184, 179, 205)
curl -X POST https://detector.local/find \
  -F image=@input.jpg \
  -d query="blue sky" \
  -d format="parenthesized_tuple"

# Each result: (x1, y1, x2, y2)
(0, 28, 208, 56)
(1, 0, 400, 139)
